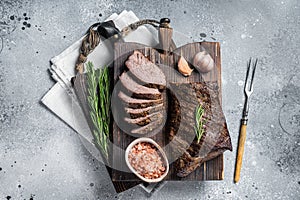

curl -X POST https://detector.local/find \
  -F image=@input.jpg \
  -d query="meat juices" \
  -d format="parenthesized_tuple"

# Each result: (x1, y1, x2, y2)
(128, 142, 166, 179)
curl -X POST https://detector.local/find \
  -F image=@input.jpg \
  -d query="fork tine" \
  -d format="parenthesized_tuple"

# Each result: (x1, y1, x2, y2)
(244, 58, 252, 92)
(249, 58, 258, 91)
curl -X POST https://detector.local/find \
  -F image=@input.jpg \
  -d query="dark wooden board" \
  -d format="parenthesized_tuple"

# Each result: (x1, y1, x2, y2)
(111, 41, 224, 185)
(73, 41, 224, 193)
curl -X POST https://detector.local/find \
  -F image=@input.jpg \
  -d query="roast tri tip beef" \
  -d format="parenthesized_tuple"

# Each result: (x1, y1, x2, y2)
(124, 111, 163, 126)
(119, 72, 161, 100)
(131, 118, 164, 135)
(124, 104, 164, 119)
(118, 91, 163, 109)
(167, 82, 232, 177)
(125, 50, 166, 89)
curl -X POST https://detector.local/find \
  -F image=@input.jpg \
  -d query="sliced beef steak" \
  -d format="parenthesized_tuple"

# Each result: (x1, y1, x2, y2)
(131, 118, 164, 135)
(167, 82, 232, 177)
(124, 104, 164, 119)
(119, 72, 162, 100)
(125, 50, 166, 89)
(124, 111, 163, 126)
(118, 91, 163, 109)
(115, 50, 167, 135)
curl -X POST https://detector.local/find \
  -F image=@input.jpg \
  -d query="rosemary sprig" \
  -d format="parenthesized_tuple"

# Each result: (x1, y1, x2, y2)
(194, 104, 206, 143)
(86, 61, 110, 160)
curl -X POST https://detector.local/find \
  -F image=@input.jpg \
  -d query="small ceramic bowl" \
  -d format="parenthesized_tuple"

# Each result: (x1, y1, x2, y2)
(125, 138, 169, 183)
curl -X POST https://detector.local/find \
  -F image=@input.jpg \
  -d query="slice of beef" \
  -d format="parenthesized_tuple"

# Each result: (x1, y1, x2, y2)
(131, 118, 164, 135)
(125, 50, 166, 89)
(124, 104, 164, 119)
(119, 72, 162, 100)
(176, 148, 227, 177)
(167, 82, 232, 177)
(118, 91, 163, 109)
(124, 111, 163, 126)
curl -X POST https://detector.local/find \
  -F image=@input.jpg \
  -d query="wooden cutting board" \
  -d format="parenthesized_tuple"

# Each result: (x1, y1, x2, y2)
(111, 41, 224, 192)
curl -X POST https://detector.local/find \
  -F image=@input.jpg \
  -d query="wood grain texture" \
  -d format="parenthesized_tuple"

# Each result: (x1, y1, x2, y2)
(73, 41, 225, 193)
(234, 123, 247, 183)
(158, 27, 173, 52)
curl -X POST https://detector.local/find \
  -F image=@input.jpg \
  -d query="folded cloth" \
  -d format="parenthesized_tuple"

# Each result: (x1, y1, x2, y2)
(42, 10, 158, 145)
(41, 10, 161, 193)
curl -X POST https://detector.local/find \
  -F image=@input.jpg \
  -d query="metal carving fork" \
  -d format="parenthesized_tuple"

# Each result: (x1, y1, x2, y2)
(234, 58, 258, 183)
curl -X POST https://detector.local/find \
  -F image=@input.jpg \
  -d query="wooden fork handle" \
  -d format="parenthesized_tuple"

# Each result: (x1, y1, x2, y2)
(234, 123, 247, 183)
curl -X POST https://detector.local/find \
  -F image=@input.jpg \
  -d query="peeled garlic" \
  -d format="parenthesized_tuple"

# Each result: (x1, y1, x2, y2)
(193, 51, 214, 73)
(178, 56, 193, 76)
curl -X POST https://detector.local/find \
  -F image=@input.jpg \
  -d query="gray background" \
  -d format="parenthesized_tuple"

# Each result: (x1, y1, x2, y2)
(0, 0, 299, 199)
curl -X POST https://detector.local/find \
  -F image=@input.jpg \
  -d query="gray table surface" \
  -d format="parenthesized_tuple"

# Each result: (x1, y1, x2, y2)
(0, 0, 299, 199)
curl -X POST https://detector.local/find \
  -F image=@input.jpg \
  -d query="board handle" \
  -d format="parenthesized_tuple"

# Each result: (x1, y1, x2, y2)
(75, 18, 172, 74)
(158, 18, 173, 53)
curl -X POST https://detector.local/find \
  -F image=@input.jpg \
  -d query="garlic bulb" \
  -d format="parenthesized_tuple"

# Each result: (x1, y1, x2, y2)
(193, 51, 214, 73)
(178, 56, 193, 76)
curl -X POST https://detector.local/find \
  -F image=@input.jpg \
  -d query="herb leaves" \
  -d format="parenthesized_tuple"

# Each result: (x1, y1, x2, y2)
(194, 104, 206, 143)
(86, 62, 110, 160)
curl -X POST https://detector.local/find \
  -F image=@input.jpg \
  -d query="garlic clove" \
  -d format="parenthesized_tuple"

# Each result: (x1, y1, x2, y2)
(193, 51, 214, 73)
(178, 56, 193, 76)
